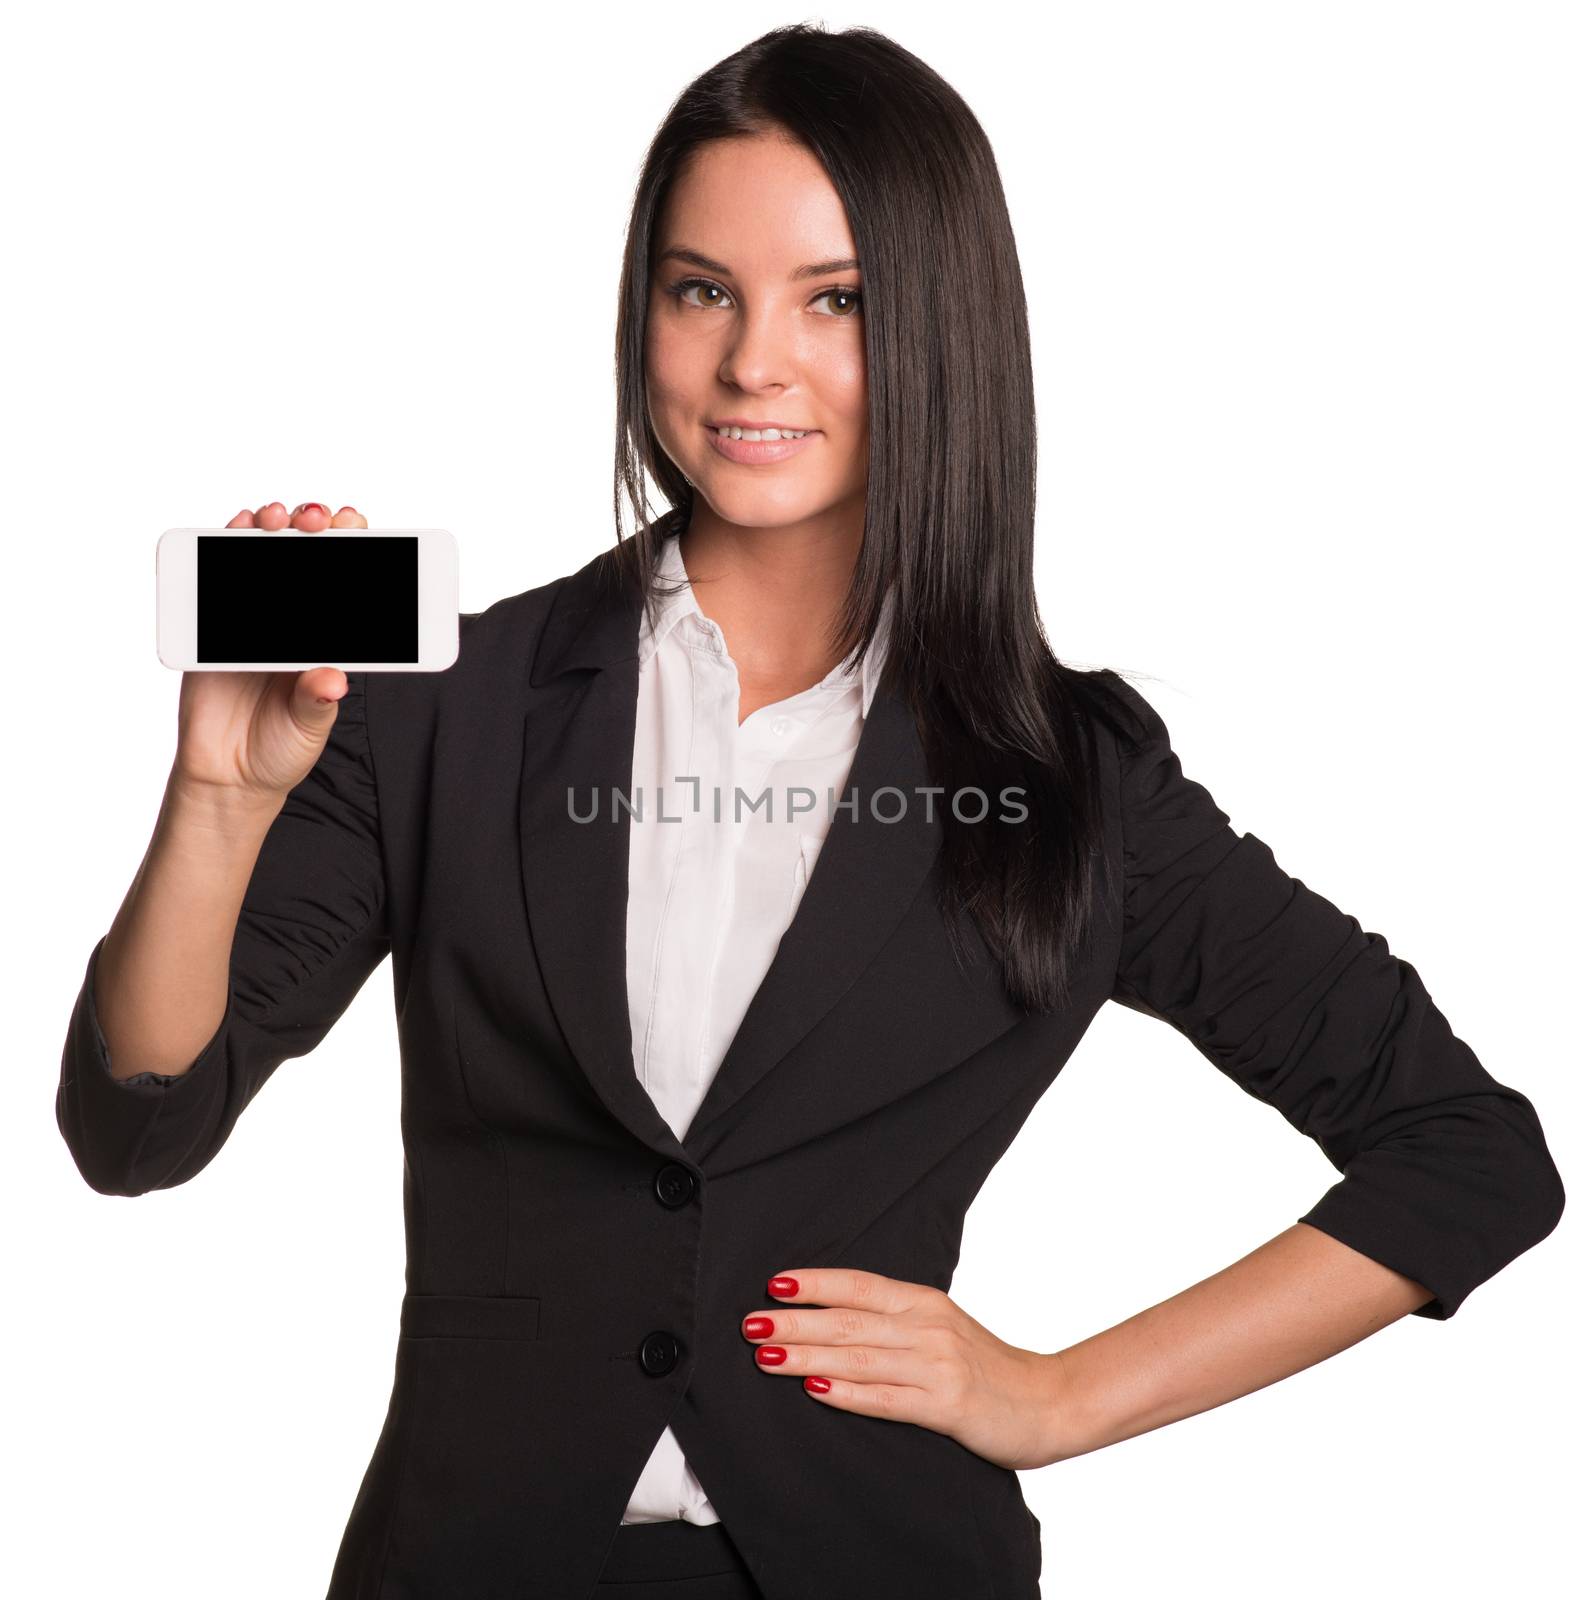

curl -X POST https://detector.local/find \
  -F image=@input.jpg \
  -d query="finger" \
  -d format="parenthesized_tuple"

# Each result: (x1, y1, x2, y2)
(741, 1306, 909, 1350)
(329, 505, 368, 528)
(766, 1268, 924, 1317)
(255, 501, 291, 530)
(292, 667, 349, 729)
(226, 509, 256, 527)
(798, 1373, 929, 1425)
(290, 501, 333, 531)
(753, 1338, 929, 1388)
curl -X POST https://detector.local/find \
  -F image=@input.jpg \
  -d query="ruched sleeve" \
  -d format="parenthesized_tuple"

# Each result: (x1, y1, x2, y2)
(1101, 672, 1564, 1319)
(56, 672, 391, 1197)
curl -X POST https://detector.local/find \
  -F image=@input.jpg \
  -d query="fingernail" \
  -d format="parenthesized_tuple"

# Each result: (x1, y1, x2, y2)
(756, 1346, 787, 1366)
(298, 502, 328, 516)
(804, 1376, 831, 1394)
(743, 1317, 774, 1338)
(768, 1277, 799, 1298)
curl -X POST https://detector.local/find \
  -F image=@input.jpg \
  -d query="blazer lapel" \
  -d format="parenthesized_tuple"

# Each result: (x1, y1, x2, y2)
(519, 547, 682, 1157)
(519, 660, 681, 1156)
(681, 682, 939, 1162)
(518, 543, 941, 1166)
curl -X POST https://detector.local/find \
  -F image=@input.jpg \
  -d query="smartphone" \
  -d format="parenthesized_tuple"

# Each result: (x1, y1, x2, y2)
(155, 526, 459, 672)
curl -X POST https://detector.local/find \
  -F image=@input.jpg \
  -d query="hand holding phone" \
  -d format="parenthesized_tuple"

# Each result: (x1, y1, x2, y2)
(170, 499, 370, 806)
(156, 507, 458, 679)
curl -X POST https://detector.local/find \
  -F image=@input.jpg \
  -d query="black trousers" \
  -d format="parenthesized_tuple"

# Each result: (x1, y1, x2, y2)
(595, 1519, 767, 1598)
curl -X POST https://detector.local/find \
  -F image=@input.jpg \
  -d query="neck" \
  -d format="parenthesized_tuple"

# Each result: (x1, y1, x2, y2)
(676, 501, 865, 699)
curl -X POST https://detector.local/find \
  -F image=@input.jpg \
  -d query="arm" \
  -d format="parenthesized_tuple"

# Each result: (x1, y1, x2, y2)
(94, 777, 282, 1083)
(1039, 674, 1566, 1458)
(56, 672, 391, 1196)
(1041, 1220, 1437, 1463)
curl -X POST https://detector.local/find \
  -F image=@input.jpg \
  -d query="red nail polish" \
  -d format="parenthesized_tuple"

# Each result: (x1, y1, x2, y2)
(756, 1346, 787, 1366)
(300, 502, 327, 515)
(804, 1376, 831, 1394)
(743, 1317, 774, 1338)
(768, 1277, 799, 1298)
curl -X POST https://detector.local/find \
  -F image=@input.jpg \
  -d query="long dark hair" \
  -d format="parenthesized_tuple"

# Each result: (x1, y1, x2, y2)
(610, 22, 1139, 1014)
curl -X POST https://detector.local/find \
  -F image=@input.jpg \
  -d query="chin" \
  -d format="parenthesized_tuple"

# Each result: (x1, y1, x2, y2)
(696, 484, 837, 529)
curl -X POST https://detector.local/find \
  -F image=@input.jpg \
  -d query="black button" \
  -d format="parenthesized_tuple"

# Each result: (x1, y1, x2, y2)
(639, 1331, 681, 1376)
(653, 1163, 697, 1208)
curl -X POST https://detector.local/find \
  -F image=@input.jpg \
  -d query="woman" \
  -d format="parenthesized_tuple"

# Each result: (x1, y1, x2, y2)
(58, 23, 1564, 1600)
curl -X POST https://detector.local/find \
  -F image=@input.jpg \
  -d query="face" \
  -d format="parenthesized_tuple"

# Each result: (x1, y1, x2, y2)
(645, 130, 868, 536)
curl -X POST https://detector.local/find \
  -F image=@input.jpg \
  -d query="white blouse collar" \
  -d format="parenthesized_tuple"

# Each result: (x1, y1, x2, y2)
(638, 532, 893, 718)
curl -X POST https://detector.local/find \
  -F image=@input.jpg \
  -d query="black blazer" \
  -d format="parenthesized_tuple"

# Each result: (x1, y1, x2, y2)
(57, 542, 1565, 1600)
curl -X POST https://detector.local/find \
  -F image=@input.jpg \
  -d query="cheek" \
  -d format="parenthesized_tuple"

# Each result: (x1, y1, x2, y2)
(644, 323, 680, 403)
(812, 339, 868, 433)
(646, 306, 716, 385)
(645, 346, 690, 449)
(645, 322, 716, 444)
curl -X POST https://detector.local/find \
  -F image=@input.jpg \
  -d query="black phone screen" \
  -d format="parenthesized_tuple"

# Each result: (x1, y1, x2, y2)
(197, 534, 419, 664)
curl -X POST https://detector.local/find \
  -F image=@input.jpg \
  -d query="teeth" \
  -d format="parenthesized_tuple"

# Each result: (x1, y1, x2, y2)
(716, 426, 810, 441)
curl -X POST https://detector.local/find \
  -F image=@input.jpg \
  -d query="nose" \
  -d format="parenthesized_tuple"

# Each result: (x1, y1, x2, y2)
(717, 304, 797, 395)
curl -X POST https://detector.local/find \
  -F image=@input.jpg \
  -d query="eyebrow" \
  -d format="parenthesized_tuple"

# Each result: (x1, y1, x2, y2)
(656, 246, 861, 281)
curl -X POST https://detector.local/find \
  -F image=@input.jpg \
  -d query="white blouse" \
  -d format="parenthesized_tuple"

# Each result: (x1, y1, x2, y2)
(619, 532, 892, 1525)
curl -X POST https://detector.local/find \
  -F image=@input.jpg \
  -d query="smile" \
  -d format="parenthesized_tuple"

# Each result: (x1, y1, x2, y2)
(704, 425, 821, 465)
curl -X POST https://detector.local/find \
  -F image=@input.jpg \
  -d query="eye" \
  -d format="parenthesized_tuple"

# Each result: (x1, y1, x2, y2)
(812, 287, 863, 318)
(670, 276, 732, 310)
(665, 276, 864, 319)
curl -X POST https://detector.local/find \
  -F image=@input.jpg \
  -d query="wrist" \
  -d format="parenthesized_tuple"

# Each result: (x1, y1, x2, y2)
(1036, 1345, 1107, 1467)
(164, 771, 284, 840)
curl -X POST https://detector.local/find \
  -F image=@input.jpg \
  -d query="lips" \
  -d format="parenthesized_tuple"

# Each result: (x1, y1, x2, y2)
(707, 421, 819, 434)
(704, 425, 821, 466)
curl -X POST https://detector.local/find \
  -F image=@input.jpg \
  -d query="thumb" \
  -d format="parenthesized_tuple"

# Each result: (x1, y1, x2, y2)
(297, 667, 349, 725)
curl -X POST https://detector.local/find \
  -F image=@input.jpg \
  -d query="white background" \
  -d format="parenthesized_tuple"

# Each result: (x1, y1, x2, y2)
(6, 3, 1582, 1595)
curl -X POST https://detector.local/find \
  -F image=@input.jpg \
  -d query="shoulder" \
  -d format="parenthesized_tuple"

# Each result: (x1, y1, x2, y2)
(456, 539, 639, 686)
(1061, 665, 1173, 758)
(454, 572, 570, 677)
(1059, 667, 1232, 844)
(363, 561, 589, 751)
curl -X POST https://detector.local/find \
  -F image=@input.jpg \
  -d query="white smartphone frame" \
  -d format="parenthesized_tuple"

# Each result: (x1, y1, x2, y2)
(155, 526, 460, 672)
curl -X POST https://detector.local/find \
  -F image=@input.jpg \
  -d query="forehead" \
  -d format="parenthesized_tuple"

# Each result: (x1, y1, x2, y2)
(657, 133, 859, 273)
